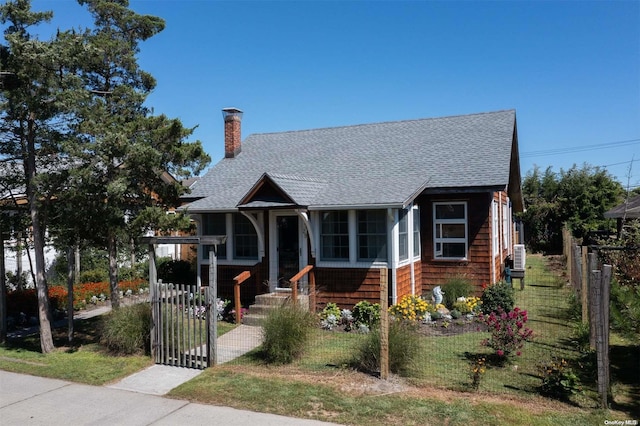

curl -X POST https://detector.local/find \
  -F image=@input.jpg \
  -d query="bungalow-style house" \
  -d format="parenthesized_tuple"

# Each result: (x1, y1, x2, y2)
(180, 108, 524, 309)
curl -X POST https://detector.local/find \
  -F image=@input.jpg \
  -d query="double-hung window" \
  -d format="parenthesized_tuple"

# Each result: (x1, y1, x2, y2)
(398, 209, 409, 261)
(357, 210, 387, 261)
(492, 201, 499, 256)
(413, 206, 420, 257)
(320, 211, 349, 261)
(202, 213, 227, 259)
(234, 214, 258, 259)
(433, 202, 467, 259)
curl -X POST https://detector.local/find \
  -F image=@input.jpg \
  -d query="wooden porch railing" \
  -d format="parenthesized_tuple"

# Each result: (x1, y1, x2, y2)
(289, 264, 315, 308)
(233, 271, 251, 324)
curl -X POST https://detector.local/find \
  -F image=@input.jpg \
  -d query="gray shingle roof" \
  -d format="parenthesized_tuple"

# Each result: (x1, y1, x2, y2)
(183, 110, 518, 212)
(604, 194, 640, 219)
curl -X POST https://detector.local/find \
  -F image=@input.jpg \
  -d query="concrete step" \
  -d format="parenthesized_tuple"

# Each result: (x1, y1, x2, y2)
(242, 313, 267, 326)
(254, 293, 291, 306)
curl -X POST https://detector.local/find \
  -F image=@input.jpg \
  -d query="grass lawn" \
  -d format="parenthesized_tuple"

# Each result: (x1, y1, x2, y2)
(168, 254, 639, 425)
(0, 312, 238, 386)
(2, 255, 638, 425)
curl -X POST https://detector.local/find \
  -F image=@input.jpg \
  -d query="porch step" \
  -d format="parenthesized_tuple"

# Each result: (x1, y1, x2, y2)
(242, 292, 310, 326)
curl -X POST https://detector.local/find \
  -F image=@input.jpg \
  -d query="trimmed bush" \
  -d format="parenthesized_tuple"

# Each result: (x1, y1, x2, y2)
(101, 303, 152, 355)
(261, 304, 316, 364)
(441, 277, 473, 309)
(481, 282, 515, 314)
(352, 300, 380, 328)
(351, 320, 422, 376)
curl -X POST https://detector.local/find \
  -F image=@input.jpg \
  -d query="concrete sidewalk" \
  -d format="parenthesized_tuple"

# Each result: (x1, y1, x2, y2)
(108, 324, 264, 395)
(0, 370, 342, 426)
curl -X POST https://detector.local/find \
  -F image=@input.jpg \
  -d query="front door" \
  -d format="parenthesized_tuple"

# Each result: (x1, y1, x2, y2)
(277, 215, 299, 287)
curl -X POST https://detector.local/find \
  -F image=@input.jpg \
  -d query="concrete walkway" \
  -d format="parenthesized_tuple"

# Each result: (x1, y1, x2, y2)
(108, 324, 263, 395)
(0, 370, 342, 426)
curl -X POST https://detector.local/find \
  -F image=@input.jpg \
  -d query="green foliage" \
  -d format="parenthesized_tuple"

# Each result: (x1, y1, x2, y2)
(537, 357, 583, 399)
(520, 165, 623, 253)
(261, 304, 316, 364)
(79, 268, 109, 284)
(452, 300, 471, 314)
(351, 320, 422, 376)
(569, 322, 591, 353)
(100, 303, 152, 355)
(480, 282, 515, 314)
(157, 259, 196, 285)
(609, 278, 640, 339)
(319, 302, 341, 321)
(441, 277, 473, 309)
(352, 300, 380, 328)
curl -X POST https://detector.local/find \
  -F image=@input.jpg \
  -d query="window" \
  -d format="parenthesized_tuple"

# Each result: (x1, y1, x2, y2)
(234, 214, 258, 259)
(492, 201, 499, 256)
(320, 211, 349, 261)
(413, 206, 420, 257)
(357, 210, 387, 261)
(202, 213, 226, 259)
(398, 209, 408, 261)
(433, 202, 467, 259)
(502, 203, 509, 248)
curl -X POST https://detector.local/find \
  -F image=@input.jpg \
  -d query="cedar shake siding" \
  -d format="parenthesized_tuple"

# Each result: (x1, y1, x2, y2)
(314, 267, 385, 310)
(396, 264, 414, 300)
(419, 192, 493, 297)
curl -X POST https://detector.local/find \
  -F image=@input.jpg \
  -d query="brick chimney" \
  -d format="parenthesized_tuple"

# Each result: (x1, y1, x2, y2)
(222, 107, 243, 158)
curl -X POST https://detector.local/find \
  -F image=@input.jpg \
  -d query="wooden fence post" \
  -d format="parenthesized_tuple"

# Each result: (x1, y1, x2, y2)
(601, 264, 612, 407)
(588, 253, 598, 350)
(581, 246, 589, 324)
(148, 244, 158, 363)
(208, 249, 218, 366)
(380, 268, 389, 380)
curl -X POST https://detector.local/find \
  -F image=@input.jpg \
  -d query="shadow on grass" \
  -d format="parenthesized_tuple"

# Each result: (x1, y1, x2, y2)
(609, 344, 640, 417)
(4, 316, 103, 353)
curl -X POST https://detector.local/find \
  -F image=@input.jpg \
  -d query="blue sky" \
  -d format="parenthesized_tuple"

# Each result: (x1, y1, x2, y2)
(26, 1, 640, 189)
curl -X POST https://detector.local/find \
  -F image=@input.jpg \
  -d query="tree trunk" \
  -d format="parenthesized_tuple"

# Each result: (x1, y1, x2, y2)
(16, 231, 23, 291)
(67, 246, 75, 344)
(25, 115, 54, 353)
(108, 233, 120, 309)
(0, 221, 7, 344)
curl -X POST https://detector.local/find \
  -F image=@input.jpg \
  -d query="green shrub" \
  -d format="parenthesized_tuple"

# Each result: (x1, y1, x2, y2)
(261, 304, 316, 364)
(351, 320, 422, 376)
(79, 268, 109, 284)
(158, 259, 196, 285)
(352, 300, 380, 328)
(319, 302, 341, 321)
(537, 357, 583, 399)
(609, 279, 640, 339)
(450, 309, 462, 319)
(101, 303, 152, 355)
(481, 282, 515, 314)
(570, 322, 591, 353)
(441, 277, 473, 309)
(452, 300, 471, 314)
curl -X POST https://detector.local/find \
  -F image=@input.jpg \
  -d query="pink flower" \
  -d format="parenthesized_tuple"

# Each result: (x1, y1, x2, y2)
(497, 350, 504, 357)
(516, 351, 521, 356)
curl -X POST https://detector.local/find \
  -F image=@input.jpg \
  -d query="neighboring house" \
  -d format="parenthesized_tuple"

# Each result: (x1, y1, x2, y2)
(181, 108, 524, 308)
(604, 194, 640, 237)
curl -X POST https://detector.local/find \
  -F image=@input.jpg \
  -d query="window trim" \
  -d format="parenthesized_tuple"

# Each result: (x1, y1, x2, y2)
(433, 201, 468, 260)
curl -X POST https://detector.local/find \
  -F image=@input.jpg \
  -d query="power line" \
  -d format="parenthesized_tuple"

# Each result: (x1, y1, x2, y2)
(521, 138, 640, 158)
